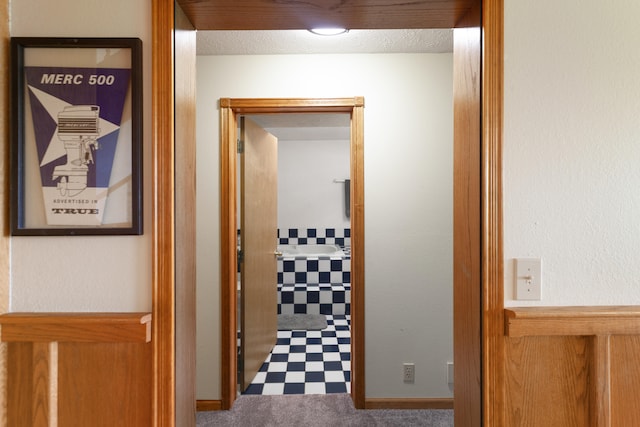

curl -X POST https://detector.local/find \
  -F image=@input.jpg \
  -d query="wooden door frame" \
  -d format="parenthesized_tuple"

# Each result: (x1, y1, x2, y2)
(151, 2, 177, 426)
(151, 0, 503, 425)
(220, 97, 365, 409)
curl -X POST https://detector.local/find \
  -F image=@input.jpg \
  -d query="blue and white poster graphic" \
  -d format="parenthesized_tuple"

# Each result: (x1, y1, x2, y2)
(24, 66, 131, 226)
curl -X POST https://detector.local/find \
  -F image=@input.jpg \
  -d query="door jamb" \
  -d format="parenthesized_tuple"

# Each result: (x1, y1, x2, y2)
(219, 97, 365, 409)
(152, 0, 504, 424)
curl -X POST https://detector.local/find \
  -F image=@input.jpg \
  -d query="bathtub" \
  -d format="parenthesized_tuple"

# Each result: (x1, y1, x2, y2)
(277, 243, 351, 315)
(277, 244, 345, 258)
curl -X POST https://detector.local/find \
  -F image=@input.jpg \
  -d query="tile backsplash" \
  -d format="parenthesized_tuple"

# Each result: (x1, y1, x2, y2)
(278, 228, 351, 248)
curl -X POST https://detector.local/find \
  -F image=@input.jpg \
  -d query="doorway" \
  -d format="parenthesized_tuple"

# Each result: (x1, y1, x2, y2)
(220, 97, 365, 408)
(159, 1, 501, 426)
(238, 113, 352, 396)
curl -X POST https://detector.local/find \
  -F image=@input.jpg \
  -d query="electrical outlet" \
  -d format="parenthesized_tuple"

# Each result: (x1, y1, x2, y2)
(403, 363, 415, 383)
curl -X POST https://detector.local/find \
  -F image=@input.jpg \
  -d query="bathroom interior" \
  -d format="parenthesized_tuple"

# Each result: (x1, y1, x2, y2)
(237, 113, 352, 395)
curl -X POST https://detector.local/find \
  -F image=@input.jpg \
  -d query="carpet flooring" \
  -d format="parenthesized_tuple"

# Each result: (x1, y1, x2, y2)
(196, 394, 454, 427)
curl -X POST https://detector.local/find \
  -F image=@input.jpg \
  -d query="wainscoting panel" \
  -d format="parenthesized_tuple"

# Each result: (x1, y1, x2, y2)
(58, 342, 152, 426)
(505, 336, 589, 426)
(610, 335, 640, 426)
(504, 306, 640, 427)
(1, 313, 152, 427)
(7, 342, 42, 427)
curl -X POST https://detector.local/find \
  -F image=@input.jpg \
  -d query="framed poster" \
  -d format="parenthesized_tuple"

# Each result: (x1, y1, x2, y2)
(10, 37, 143, 235)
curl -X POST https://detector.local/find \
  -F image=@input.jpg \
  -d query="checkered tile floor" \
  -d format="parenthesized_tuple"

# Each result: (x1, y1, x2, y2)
(243, 314, 351, 395)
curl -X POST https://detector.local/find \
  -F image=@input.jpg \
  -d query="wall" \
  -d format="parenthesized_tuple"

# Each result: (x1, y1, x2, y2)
(503, 0, 640, 307)
(277, 138, 350, 231)
(1, 0, 10, 422)
(8, 0, 153, 312)
(196, 52, 453, 399)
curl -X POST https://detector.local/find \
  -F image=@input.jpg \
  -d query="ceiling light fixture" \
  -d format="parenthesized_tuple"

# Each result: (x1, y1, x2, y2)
(308, 28, 349, 36)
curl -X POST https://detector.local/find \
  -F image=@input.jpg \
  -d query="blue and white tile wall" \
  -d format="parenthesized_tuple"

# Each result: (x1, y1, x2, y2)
(277, 228, 351, 316)
(277, 227, 351, 248)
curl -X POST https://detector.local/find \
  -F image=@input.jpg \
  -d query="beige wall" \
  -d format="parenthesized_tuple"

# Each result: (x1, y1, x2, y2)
(503, 0, 640, 307)
(196, 53, 454, 399)
(8, 0, 153, 313)
(1, 0, 10, 423)
(2, 1, 152, 422)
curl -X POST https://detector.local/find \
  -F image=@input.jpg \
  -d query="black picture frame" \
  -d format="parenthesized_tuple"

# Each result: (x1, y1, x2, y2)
(10, 37, 143, 235)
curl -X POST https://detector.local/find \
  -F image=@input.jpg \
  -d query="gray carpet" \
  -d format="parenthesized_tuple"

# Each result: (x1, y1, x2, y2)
(277, 313, 328, 330)
(196, 394, 454, 426)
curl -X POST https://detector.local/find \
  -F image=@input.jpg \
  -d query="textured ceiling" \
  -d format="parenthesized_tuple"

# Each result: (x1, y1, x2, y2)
(249, 113, 351, 141)
(197, 29, 452, 56)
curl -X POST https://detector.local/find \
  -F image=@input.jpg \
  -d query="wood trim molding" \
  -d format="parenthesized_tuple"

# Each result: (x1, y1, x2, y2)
(453, 4, 482, 426)
(0, 313, 151, 343)
(219, 101, 237, 410)
(350, 101, 365, 409)
(223, 97, 363, 113)
(196, 400, 222, 412)
(365, 398, 454, 410)
(505, 306, 640, 337)
(152, 0, 176, 425)
(482, 0, 505, 425)
(176, 0, 476, 30)
(174, 4, 197, 425)
(592, 334, 612, 427)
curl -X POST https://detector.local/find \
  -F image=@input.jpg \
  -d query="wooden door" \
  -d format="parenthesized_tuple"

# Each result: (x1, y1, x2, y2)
(239, 117, 279, 391)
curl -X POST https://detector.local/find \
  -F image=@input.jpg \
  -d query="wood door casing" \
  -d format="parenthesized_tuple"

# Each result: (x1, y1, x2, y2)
(239, 117, 279, 390)
(453, 3, 482, 426)
(154, 0, 500, 423)
(174, 3, 197, 424)
(151, 1, 178, 425)
(219, 97, 365, 409)
(176, 0, 477, 30)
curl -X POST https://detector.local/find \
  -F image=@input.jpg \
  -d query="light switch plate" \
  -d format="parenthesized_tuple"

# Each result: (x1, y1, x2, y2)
(515, 258, 542, 300)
